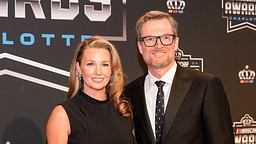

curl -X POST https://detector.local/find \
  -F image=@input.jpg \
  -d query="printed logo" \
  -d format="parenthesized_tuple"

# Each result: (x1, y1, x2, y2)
(167, 0, 186, 14)
(0, 0, 127, 92)
(0, 0, 127, 41)
(0, 0, 111, 21)
(233, 114, 256, 143)
(222, 0, 256, 33)
(175, 48, 203, 72)
(238, 65, 255, 83)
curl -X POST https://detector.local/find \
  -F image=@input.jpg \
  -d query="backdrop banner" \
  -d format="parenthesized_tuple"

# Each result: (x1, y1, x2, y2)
(0, 0, 255, 143)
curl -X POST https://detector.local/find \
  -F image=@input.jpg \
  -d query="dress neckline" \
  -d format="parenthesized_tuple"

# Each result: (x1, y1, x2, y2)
(79, 89, 110, 105)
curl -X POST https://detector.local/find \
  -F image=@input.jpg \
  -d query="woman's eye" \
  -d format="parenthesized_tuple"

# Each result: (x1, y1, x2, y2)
(87, 63, 93, 66)
(102, 63, 109, 67)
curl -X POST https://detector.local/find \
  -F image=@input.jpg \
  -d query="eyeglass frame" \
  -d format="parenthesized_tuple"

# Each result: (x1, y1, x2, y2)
(140, 34, 177, 47)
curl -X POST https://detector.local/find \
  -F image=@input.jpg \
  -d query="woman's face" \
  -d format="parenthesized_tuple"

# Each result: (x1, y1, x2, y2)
(76, 47, 112, 95)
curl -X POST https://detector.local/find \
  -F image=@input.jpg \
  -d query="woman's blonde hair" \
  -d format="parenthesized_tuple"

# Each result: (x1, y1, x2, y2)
(67, 35, 132, 117)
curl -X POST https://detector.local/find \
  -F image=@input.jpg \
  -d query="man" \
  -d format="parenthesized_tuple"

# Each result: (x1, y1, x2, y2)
(125, 11, 234, 144)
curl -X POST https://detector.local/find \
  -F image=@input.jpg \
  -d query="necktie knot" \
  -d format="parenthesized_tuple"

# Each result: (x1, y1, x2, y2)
(155, 81, 165, 88)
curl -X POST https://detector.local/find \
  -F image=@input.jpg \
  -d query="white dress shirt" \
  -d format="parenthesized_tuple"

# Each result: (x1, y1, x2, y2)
(144, 62, 177, 138)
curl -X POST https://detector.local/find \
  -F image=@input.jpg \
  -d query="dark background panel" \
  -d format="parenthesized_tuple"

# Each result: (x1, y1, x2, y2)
(0, 0, 255, 143)
(0, 75, 66, 143)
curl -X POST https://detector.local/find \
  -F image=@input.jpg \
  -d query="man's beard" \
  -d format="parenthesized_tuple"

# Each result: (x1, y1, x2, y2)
(143, 55, 172, 69)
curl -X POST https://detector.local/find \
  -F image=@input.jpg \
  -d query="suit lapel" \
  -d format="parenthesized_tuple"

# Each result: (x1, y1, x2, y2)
(161, 65, 194, 143)
(133, 76, 155, 143)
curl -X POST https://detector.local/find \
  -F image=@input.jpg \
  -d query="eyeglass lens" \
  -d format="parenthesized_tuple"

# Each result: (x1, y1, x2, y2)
(142, 35, 175, 47)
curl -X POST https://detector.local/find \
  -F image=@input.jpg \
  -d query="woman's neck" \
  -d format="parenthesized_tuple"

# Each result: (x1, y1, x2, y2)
(82, 88, 107, 101)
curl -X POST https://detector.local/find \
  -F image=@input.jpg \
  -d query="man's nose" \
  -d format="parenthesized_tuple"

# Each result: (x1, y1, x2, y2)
(155, 38, 163, 48)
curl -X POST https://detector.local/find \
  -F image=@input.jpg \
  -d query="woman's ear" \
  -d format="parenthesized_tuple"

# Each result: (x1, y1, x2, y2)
(76, 62, 81, 74)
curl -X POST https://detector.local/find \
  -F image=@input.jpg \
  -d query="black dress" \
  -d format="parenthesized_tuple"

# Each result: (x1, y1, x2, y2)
(61, 89, 135, 144)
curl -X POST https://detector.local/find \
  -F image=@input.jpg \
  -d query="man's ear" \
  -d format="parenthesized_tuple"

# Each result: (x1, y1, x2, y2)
(174, 37, 179, 51)
(137, 41, 143, 54)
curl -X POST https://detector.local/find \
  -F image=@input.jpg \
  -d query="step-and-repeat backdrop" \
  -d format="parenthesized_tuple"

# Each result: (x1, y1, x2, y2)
(0, 0, 255, 143)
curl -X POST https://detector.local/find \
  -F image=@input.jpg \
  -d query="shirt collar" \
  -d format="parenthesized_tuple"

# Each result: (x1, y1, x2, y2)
(148, 62, 177, 89)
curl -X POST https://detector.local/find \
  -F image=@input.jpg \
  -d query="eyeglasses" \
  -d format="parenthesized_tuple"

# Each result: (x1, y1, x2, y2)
(140, 34, 176, 47)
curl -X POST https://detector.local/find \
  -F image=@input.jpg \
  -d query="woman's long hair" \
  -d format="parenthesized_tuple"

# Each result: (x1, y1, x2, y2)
(67, 36, 132, 117)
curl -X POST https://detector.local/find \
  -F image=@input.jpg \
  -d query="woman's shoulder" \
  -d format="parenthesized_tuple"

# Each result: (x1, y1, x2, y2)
(46, 105, 71, 141)
(61, 94, 84, 107)
(49, 105, 68, 120)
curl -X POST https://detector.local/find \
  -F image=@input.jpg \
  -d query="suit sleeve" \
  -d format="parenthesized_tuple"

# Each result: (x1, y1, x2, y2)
(203, 77, 234, 144)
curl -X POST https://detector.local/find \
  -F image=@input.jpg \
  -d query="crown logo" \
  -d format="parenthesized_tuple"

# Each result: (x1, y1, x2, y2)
(241, 114, 254, 126)
(174, 49, 182, 60)
(238, 65, 255, 83)
(167, 0, 186, 14)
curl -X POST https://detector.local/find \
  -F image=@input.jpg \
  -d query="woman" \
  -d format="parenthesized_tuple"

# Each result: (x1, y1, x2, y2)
(46, 36, 134, 143)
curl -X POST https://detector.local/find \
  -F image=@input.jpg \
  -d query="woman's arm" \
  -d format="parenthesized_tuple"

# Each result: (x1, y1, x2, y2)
(46, 105, 71, 144)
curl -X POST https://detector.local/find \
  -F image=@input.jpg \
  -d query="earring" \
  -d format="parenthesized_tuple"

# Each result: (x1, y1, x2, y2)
(110, 73, 114, 82)
(78, 73, 82, 81)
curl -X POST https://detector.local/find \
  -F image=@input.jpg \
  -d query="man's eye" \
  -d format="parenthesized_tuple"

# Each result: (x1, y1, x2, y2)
(147, 37, 154, 41)
(162, 36, 170, 40)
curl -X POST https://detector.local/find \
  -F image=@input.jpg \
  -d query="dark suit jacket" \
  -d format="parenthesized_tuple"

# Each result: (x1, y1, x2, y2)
(125, 65, 234, 144)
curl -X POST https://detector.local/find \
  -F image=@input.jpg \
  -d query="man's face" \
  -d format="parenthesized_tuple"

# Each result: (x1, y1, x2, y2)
(138, 18, 179, 70)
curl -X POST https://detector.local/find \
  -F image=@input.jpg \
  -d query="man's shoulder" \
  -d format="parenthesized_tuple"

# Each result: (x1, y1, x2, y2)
(179, 67, 221, 85)
(182, 67, 214, 79)
(124, 75, 146, 100)
(125, 74, 146, 90)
